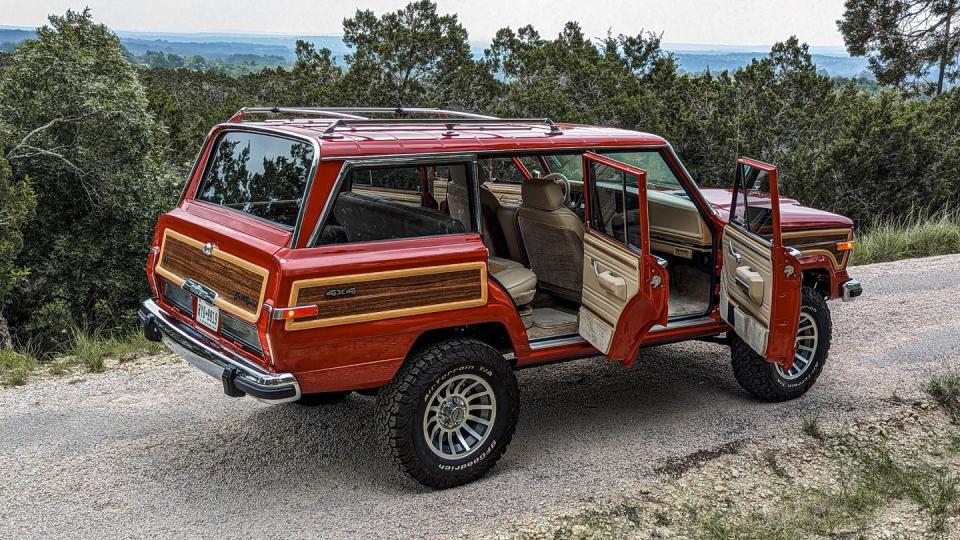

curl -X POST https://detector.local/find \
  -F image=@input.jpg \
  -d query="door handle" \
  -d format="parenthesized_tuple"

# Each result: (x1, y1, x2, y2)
(598, 270, 627, 300)
(728, 243, 742, 264)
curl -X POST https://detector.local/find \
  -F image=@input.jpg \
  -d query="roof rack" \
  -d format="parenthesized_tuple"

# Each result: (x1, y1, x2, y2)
(226, 106, 563, 137)
(228, 107, 368, 122)
(317, 117, 562, 138)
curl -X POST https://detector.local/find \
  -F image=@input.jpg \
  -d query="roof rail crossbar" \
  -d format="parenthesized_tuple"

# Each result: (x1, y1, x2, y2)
(318, 117, 562, 138)
(228, 107, 369, 123)
(307, 107, 497, 120)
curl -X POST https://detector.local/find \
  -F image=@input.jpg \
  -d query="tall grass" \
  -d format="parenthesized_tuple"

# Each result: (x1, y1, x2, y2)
(0, 347, 37, 386)
(0, 325, 164, 386)
(65, 324, 164, 373)
(853, 209, 960, 265)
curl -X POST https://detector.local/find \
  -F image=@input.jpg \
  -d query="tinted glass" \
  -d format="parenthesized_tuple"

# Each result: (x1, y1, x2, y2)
(197, 132, 314, 228)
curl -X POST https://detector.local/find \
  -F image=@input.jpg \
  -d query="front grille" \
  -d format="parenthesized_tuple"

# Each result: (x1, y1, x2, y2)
(163, 281, 193, 315)
(221, 312, 263, 355)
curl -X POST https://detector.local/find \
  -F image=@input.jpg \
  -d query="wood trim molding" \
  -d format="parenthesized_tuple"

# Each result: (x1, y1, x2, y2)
(155, 229, 269, 323)
(783, 228, 854, 268)
(285, 261, 488, 331)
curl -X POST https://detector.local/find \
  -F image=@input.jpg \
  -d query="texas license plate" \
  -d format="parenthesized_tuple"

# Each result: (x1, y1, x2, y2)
(196, 299, 219, 331)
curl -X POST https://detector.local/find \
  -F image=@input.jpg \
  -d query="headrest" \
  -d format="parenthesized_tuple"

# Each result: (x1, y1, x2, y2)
(521, 178, 566, 211)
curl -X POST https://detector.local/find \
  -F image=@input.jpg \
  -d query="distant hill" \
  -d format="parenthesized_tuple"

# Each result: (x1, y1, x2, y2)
(0, 27, 872, 78)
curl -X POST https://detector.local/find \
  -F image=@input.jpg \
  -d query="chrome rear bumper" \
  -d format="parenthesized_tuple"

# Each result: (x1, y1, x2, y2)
(138, 298, 300, 403)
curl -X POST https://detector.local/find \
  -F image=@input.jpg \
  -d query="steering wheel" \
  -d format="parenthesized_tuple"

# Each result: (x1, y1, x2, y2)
(541, 172, 571, 204)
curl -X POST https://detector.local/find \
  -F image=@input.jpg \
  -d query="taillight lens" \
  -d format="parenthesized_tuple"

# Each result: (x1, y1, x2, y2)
(274, 304, 319, 320)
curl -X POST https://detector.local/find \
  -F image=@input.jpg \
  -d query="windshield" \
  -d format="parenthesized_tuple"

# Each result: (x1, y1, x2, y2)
(541, 150, 686, 192)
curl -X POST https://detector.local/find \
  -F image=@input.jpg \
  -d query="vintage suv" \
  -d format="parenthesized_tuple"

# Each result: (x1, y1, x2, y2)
(139, 107, 862, 488)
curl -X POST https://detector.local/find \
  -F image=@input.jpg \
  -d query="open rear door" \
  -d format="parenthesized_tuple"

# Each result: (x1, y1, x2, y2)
(720, 158, 802, 367)
(578, 153, 669, 362)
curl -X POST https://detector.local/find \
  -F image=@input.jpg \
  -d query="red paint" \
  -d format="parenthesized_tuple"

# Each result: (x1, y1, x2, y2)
(146, 121, 856, 391)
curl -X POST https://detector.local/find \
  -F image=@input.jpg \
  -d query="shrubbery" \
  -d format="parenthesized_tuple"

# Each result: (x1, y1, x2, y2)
(1, 4, 959, 355)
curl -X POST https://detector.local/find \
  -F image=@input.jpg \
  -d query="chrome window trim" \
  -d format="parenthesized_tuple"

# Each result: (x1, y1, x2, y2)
(306, 152, 480, 248)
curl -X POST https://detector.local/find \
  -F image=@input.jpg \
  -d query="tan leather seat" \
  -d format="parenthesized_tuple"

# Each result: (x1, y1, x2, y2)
(517, 178, 585, 303)
(489, 256, 537, 306)
(448, 178, 537, 307)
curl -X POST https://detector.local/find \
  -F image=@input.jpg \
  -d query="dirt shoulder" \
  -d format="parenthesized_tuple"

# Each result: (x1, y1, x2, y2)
(486, 397, 960, 539)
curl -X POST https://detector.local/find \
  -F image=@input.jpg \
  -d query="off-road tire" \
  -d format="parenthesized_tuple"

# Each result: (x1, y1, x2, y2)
(731, 286, 832, 402)
(295, 391, 351, 406)
(375, 338, 519, 489)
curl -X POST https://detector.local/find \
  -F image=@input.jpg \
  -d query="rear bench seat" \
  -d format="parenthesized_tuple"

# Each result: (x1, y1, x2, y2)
(333, 191, 537, 307)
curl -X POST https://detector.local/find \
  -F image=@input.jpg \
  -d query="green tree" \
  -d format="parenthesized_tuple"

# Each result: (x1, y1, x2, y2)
(838, 0, 960, 94)
(341, 0, 495, 107)
(285, 40, 342, 106)
(0, 9, 178, 350)
(0, 156, 35, 348)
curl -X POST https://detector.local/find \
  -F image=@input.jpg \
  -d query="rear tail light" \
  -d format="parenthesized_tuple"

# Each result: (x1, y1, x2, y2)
(221, 312, 263, 355)
(273, 304, 319, 320)
(146, 246, 161, 297)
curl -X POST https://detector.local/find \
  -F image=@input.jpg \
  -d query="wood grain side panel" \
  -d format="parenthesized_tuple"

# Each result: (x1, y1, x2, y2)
(155, 230, 268, 322)
(286, 262, 487, 330)
(784, 228, 854, 268)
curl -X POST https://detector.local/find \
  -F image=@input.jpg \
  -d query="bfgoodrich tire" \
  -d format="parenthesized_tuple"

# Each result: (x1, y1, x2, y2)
(731, 286, 832, 402)
(375, 338, 519, 489)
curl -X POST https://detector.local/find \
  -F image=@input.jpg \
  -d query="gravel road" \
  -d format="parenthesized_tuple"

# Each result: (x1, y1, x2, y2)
(2, 255, 959, 539)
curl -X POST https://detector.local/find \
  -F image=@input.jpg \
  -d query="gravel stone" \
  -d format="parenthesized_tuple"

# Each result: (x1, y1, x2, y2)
(1, 254, 959, 538)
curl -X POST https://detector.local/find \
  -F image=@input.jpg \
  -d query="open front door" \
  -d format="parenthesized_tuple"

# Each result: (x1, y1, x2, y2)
(578, 153, 669, 362)
(720, 158, 802, 367)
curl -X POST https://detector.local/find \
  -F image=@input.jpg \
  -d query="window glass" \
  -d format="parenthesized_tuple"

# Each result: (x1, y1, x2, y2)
(602, 151, 682, 190)
(730, 164, 774, 241)
(517, 156, 543, 177)
(588, 163, 642, 250)
(316, 162, 475, 245)
(477, 158, 525, 184)
(196, 132, 314, 228)
(543, 154, 583, 181)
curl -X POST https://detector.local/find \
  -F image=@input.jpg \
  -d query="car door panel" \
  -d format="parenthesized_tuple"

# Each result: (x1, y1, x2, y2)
(719, 158, 801, 367)
(578, 152, 669, 359)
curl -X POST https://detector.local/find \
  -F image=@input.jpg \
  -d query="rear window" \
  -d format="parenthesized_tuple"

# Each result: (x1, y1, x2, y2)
(196, 131, 314, 228)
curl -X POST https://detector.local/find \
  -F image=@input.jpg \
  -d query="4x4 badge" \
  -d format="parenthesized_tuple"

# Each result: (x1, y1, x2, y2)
(325, 287, 357, 299)
(202, 242, 215, 256)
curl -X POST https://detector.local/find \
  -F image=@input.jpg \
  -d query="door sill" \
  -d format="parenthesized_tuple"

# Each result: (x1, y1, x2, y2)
(528, 334, 586, 350)
(649, 316, 715, 332)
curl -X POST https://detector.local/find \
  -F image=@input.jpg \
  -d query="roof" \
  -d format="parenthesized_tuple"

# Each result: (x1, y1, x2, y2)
(220, 107, 669, 160)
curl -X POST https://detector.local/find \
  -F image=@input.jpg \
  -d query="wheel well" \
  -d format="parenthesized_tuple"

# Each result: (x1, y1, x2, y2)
(409, 322, 515, 358)
(802, 268, 831, 297)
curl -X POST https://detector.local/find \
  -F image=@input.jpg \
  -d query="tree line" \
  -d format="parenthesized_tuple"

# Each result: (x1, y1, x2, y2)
(1, 2, 959, 352)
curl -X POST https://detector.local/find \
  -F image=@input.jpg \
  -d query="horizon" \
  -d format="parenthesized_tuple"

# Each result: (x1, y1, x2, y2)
(0, 0, 849, 47)
(0, 24, 852, 55)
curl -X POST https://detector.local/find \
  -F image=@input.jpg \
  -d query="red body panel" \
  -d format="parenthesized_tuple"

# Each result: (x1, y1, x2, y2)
(146, 121, 855, 390)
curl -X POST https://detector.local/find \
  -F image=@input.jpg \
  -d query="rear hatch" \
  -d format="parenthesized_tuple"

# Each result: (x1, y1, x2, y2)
(148, 128, 318, 367)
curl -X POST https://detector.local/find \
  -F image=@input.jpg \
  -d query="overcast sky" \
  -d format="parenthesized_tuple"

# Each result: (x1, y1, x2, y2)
(1, 0, 848, 46)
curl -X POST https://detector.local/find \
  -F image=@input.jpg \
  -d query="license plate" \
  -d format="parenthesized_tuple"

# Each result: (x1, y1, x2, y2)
(196, 299, 220, 331)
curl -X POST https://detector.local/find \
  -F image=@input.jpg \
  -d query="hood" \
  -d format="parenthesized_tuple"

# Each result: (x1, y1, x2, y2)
(699, 188, 853, 231)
